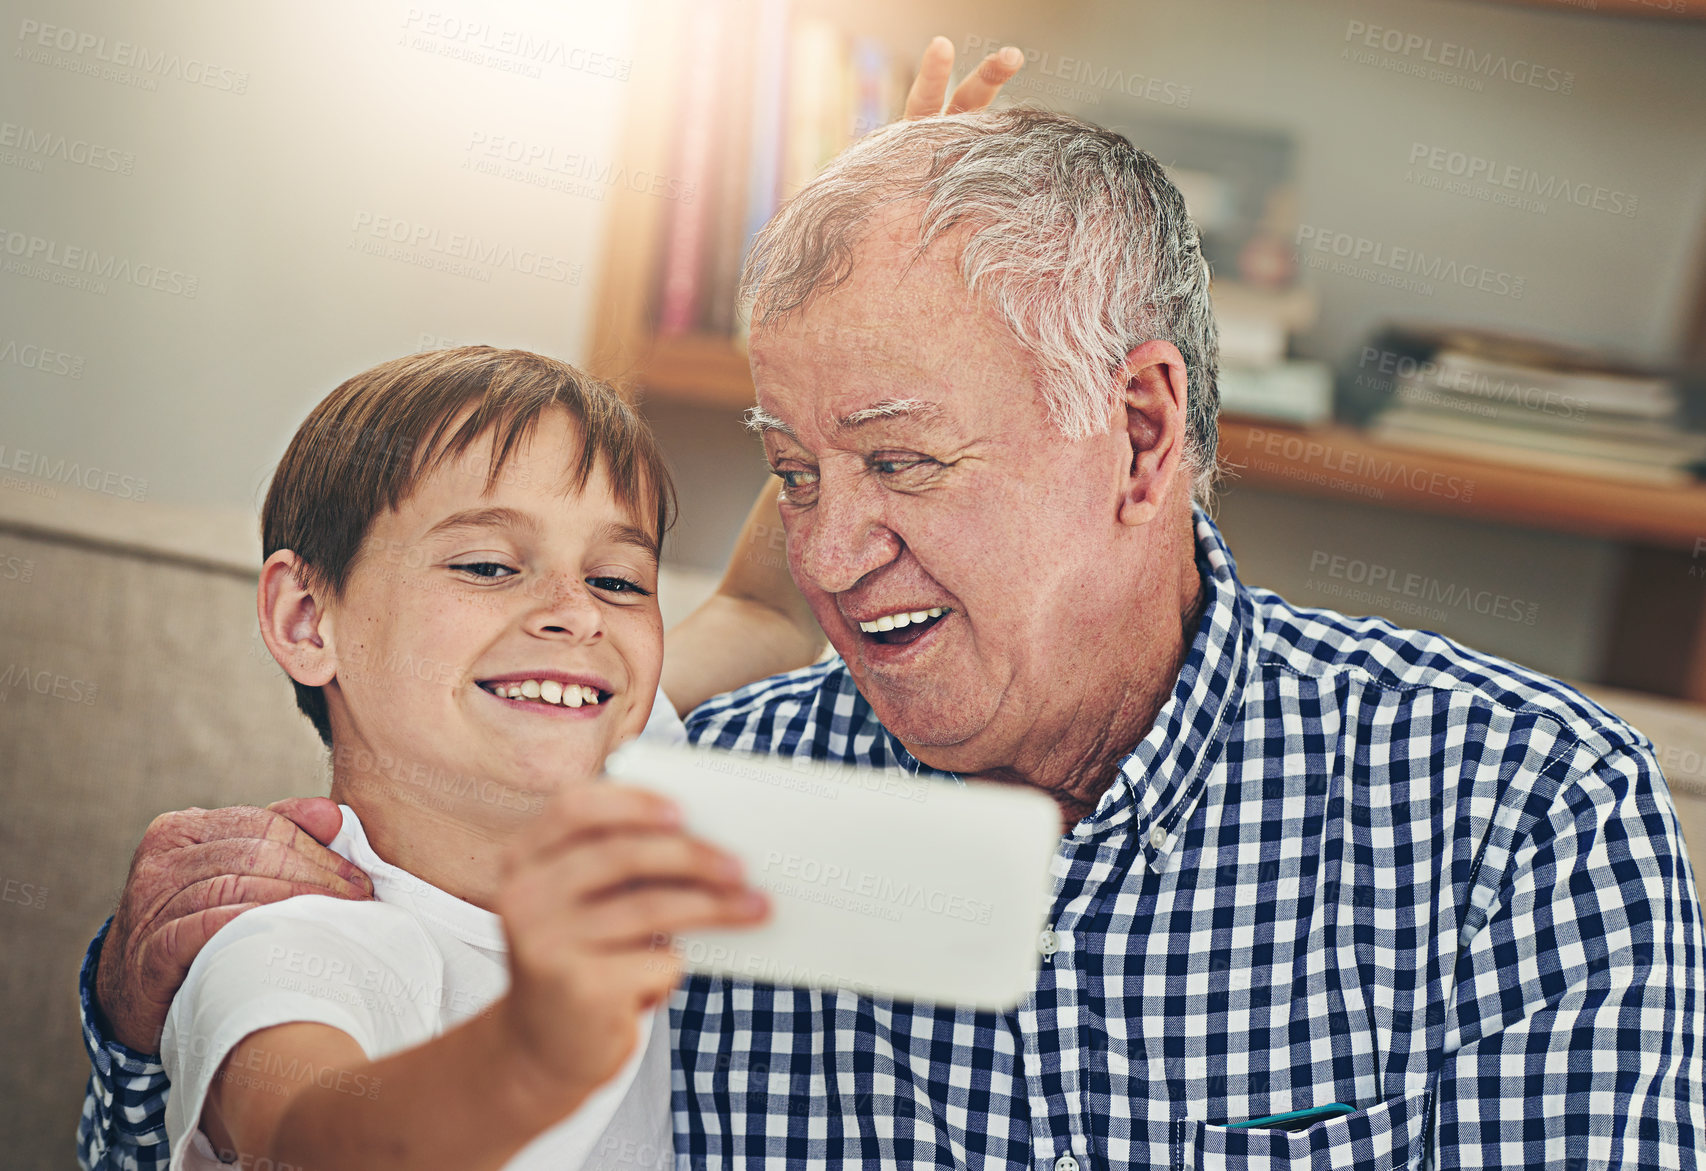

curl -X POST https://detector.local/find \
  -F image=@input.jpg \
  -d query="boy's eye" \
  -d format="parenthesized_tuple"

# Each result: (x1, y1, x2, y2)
(587, 575, 653, 597)
(451, 561, 517, 579)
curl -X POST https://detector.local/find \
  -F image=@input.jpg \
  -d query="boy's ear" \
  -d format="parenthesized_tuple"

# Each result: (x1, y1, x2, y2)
(1115, 339, 1191, 527)
(257, 551, 338, 687)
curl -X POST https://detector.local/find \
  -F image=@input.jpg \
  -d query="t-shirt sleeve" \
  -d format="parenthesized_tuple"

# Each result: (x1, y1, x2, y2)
(159, 896, 440, 1170)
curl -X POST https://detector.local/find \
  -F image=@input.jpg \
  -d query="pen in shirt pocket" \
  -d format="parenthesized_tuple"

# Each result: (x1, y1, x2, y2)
(1227, 1103, 1356, 1132)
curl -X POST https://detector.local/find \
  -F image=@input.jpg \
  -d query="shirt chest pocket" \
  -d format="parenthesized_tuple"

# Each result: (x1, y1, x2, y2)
(1171, 1091, 1431, 1171)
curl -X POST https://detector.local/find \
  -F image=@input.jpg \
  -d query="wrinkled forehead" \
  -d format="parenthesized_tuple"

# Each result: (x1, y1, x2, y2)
(753, 242, 1035, 426)
(751, 209, 981, 348)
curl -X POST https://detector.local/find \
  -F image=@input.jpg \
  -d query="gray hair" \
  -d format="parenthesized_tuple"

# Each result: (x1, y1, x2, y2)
(740, 107, 1221, 503)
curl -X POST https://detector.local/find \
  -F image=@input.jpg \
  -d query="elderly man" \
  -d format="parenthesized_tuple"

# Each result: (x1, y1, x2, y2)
(79, 109, 1703, 1169)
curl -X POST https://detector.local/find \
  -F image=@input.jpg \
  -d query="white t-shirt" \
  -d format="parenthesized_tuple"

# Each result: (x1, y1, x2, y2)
(161, 691, 687, 1171)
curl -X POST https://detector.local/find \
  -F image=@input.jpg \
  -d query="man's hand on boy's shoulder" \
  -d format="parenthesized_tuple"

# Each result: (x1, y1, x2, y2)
(95, 797, 373, 1053)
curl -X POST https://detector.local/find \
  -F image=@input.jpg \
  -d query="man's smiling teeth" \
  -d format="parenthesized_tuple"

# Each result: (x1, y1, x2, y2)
(490, 680, 603, 707)
(858, 607, 946, 634)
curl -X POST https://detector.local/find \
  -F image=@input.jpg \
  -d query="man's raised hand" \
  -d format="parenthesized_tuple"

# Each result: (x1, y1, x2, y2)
(904, 35, 1024, 120)
(94, 798, 372, 1053)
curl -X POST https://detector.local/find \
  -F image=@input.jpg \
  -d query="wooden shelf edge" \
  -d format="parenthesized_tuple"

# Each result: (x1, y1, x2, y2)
(1219, 417, 1706, 551)
(632, 333, 755, 410)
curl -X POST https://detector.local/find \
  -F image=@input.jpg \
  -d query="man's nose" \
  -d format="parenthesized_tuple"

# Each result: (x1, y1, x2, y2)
(525, 575, 604, 642)
(795, 484, 901, 594)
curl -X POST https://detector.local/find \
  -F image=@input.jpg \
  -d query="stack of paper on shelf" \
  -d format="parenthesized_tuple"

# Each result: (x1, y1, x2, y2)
(1365, 328, 1704, 486)
(1212, 282, 1331, 424)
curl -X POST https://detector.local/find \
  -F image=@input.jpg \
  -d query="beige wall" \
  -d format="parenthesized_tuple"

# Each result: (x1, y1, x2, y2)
(3, 0, 639, 515)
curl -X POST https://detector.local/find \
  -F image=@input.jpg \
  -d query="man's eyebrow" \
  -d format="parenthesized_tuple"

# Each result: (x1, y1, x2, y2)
(743, 406, 795, 440)
(834, 399, 941, 429)
(743, 399, 944, 437)
(592, 520, 661, 564)
(423, 506, 541, 540)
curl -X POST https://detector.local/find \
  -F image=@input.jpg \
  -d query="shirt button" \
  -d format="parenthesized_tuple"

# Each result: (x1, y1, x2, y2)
(1055, 1154, 1080, 1171)
(1149, 823, 1167, 849)
(1038, 929, 1059, 957)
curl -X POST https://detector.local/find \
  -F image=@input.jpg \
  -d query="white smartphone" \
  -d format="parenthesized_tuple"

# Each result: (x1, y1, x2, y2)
(603, 741, 1062, 1011)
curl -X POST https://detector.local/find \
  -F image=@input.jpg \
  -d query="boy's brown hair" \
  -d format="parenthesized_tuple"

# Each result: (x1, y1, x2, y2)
(261, 346, 676, 747)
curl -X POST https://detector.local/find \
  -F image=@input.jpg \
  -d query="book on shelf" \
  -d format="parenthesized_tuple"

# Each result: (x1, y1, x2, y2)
(700, 0, 760, 335)
(1359, 326, 1699, 485)
(653, 6, 909, 343)
(1219, 361, 1333, 426)
(1370, 408, 1706, 486)
(654, 0, 726, 336)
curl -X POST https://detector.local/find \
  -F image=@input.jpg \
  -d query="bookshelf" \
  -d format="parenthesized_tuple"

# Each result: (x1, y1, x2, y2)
(585, 1, 1706, 703)
(1217, 418, 1706, 552)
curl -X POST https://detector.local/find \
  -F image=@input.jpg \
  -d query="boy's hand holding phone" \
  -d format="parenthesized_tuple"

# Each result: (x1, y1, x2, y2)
(491, 782, 768, 1103)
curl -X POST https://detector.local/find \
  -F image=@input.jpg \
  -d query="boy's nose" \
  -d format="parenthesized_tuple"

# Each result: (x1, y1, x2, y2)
(526, 577, 604, 641)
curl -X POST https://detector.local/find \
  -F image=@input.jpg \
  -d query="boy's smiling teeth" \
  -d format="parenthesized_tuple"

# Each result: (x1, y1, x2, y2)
(484, 679, 604, 707)
(858, 607, 947, 634)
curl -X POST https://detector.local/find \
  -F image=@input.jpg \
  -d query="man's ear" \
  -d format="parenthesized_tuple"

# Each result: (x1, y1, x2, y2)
(257, 550, 337, 687)
(1115, 339, 1190, 527)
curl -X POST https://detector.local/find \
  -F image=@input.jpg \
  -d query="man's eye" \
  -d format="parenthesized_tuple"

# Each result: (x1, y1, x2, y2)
(450, 561, 517, 579)
(588, 575, 653, 597)
(870, 455, 937, 476)
(772, 466, 820, 504)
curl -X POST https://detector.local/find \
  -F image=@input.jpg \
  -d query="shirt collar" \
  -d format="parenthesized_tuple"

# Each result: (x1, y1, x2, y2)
(328, 804, 508, 952)
(880, 508, 1256, 866)
(1096, 507, 1256, 868)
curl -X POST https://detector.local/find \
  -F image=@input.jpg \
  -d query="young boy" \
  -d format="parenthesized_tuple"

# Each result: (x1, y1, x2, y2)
(159, 346, 776, 1170)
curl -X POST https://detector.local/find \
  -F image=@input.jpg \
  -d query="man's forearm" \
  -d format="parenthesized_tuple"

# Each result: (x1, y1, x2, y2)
(78, 921, 172, 1171)
(662, 485, 822, 716)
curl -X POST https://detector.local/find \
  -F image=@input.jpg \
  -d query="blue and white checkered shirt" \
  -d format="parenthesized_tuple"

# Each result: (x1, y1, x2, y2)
(79, 512, 1705, 1169)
